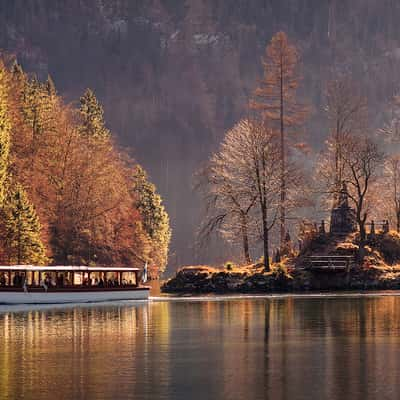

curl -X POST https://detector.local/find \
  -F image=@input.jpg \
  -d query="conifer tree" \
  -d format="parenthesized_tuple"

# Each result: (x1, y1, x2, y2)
(1, 184, 48, 265)
(132, 166, 171, 274)
(0, 63, 10, 205)
(10, 61, 24, 85)
(45, 75, 57, 97)
(9, 61, 26, 106)
(21, 76, 58, 149)
(79, 89, 110, 140)
(251, 32, 308, 247)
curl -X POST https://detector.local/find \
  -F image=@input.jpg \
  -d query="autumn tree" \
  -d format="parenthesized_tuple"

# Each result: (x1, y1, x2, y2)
(132, 166, 171, 274)
(44, 117, 140, 266)
(251, 31, 308, 247)
(0, 59, 168, 270)
(0, 61, 10, 205)
(0, 184, 47, 265)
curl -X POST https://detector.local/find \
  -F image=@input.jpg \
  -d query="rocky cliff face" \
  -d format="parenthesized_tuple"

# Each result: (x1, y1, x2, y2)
(1, 0, 400, 268)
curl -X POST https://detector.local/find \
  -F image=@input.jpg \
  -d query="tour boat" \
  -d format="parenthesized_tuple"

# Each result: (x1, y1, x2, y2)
(0, 265, 150, 304)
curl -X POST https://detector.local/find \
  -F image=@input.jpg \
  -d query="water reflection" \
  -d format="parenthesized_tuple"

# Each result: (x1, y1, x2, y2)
(0, 297, 400, 399)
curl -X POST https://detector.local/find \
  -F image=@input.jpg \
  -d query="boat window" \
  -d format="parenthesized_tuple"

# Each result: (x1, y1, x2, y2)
(10, 272, 25, 287)
(74, 272, 82, 285)
(121, 272, 137, 286)
(27, 270, 41, 286)
(0, 272, 8, 286)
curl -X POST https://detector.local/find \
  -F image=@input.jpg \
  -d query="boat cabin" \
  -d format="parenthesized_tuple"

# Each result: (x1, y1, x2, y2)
(0, 266, 140, 291)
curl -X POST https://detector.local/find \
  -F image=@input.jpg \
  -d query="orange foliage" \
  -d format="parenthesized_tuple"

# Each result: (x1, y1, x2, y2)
(3, 60, 155, 269)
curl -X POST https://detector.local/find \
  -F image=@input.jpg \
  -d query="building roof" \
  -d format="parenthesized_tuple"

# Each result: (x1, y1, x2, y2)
(0, 266, 139, 272)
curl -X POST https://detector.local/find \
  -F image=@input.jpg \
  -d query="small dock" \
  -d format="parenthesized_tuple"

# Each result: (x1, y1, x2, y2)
(306, 255, 353, 272)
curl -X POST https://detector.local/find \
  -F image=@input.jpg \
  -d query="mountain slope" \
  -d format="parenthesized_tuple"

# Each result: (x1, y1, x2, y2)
(1, 0, 400, 268)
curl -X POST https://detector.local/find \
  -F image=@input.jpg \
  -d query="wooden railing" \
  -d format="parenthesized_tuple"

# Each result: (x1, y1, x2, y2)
(306, 255, 354, 272)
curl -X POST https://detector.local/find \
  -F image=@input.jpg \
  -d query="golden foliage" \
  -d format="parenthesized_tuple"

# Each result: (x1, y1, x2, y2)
(0, 59, 170, 273)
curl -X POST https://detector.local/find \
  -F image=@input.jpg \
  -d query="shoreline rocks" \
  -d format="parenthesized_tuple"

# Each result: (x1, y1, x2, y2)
(161, 266, 400, 294)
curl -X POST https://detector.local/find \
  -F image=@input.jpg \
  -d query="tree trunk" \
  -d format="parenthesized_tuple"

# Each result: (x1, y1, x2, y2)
(359, 209, 367, 242)
(357, 211, 367, 262)
(397, 210, 400, 233)
(262, 205, 270, 271)
(359, 223, 366, 242)
(241, 213, 251, 264)
(279, 56, 286, 248)
(17, 207, 21, 265)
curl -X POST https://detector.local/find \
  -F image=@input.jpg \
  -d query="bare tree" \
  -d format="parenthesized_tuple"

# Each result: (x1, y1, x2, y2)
(373, 92, 400, 233)
(251, 32, 308, 247)
(245, 120, 282, 269)
(197, 161, 256, 264)
(379, 94, 400, 142)
(341, 136, 383, 244)
(325, 78, 368, 198)
(200, 115, 308, 269)
(204, 118, 291, 269)
(377, 156, 400, 232)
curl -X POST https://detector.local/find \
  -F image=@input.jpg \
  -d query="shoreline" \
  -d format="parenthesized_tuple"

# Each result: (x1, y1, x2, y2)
(161, 265, 400, 295)
(153, 289, 400, 301)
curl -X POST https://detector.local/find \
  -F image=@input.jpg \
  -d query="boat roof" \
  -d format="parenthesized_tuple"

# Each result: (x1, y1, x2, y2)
(0, 265, 139, 272)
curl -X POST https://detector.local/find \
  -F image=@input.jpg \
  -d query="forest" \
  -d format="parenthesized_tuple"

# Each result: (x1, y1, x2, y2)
(0, 55, 171, 277)
(199, 31, 400, 270)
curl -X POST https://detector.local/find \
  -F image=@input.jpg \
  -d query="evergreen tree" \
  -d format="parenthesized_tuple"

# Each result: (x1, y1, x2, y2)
(79, 89, 110, 140)
(21, 76, 58, 147)
(45, 74, 57, 97)
(0, 63, 10, 205)
(10, 60, 26, 106)
(2, 184, 48, 265)
(132, 166, 171, 274)
(11, 60, 24, 79)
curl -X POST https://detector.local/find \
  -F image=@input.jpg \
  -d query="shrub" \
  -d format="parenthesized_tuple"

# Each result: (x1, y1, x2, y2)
(224, 261, 235, 271)
(271, 260, 292, 279)
(376, 231, 400, 264)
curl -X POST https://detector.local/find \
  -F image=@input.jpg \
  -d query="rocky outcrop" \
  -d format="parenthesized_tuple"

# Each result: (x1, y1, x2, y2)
(162, 267, 294, 293)
(161, 265, 400, 294)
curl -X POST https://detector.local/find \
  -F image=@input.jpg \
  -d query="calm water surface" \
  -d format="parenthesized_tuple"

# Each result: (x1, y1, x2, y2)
(1, 294, 400, 400)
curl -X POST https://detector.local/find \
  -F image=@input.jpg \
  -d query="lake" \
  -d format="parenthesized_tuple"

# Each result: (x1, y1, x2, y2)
(1, 293, 400, 400)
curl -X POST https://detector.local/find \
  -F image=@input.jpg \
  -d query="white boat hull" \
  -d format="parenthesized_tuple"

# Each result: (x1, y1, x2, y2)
(0, 288, 150, 304)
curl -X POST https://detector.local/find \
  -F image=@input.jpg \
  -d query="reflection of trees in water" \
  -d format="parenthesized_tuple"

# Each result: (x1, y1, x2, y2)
(1, 298, 400, 400)
(262, 297, 400, 400)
